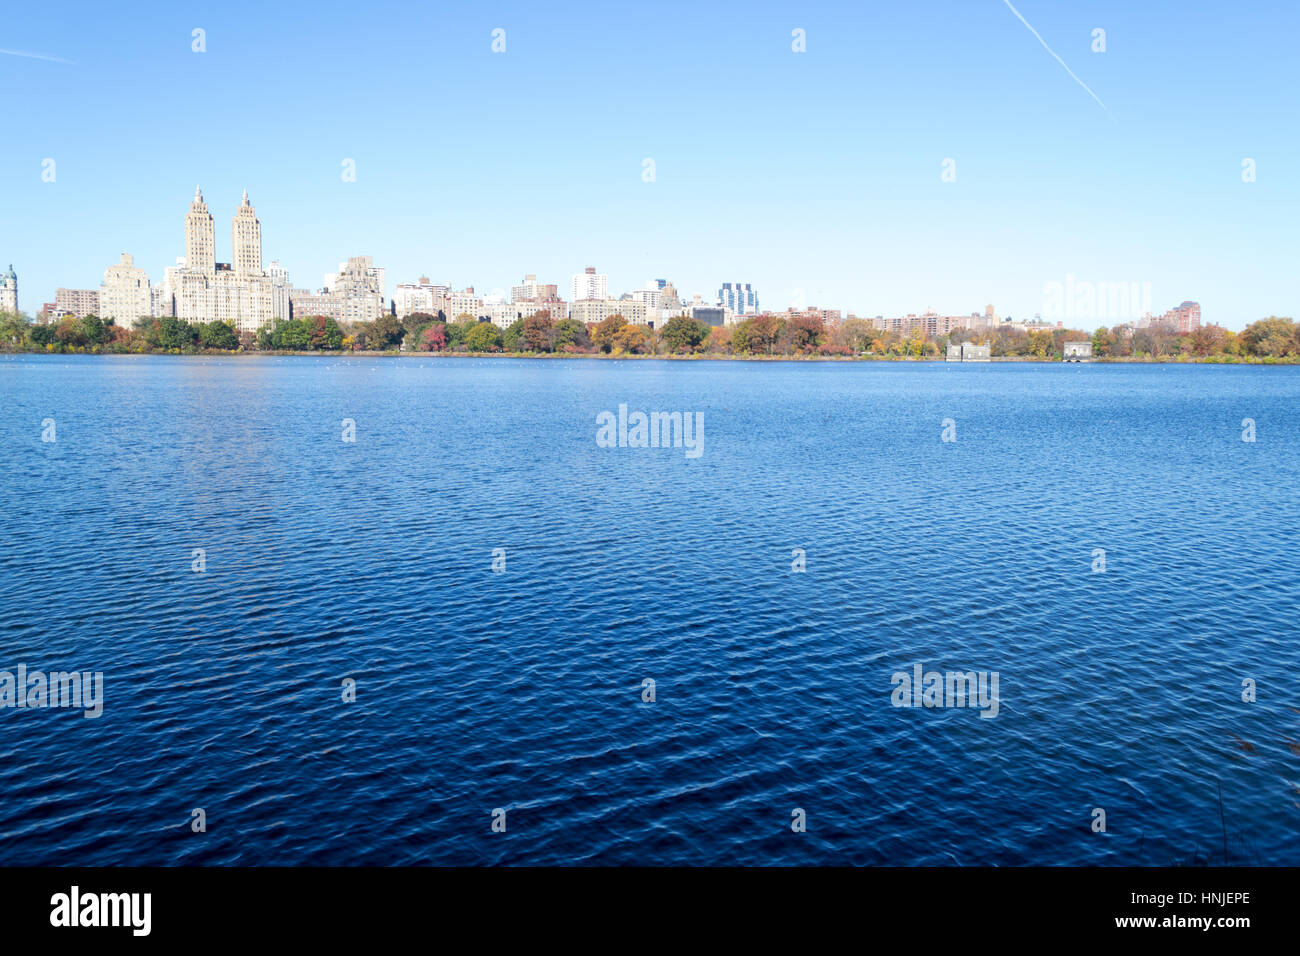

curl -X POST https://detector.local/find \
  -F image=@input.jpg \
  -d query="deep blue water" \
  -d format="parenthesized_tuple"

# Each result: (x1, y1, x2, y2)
(0, 355, 1297, 866)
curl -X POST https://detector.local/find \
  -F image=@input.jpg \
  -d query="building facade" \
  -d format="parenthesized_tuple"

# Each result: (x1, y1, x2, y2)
(0, 265, 16, 315)
(944, 343, 991, 362)
(394, 277, 450, 318)
(718, 282, 759, 316)
(571, 266, 607, 302)
(175, 187, 274, 332)
(511, 274, 559, 303)
(99, 253, 153, 325)
(54, 288, 100, 319)
(1164, 301, 1201, 333)
(570, 298, 647, 326)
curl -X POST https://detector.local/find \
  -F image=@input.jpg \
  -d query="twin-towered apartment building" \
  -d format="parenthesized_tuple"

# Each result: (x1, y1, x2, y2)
(44, 188, 385, 332)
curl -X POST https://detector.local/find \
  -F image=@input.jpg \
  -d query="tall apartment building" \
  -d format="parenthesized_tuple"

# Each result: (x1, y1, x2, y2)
(287, 289, 342, 321)
(267, 260, 292, 320)
(329, 256, 386, 323)
(870, 311, 981, 336)
(630, 281, 663, 310)
(446, 288, 483, 320)
(175, 187, 273, 332)
(54, 288, 100, 319)
(508, 274, 566, 326)
(718, 282, 759, 316)
(0, 264, 16, 315)
(571, 266, 607, 302)
(151, 284, 174, 318)
(570, 298, 647, 326)
(290, 257, 386, 324)
(99, 253, 152, 324)
(394, 277, 450, 317)
(232, 191, 263, 277)
(511, 274, 559, 302)
(1165, 301, 1202, 333)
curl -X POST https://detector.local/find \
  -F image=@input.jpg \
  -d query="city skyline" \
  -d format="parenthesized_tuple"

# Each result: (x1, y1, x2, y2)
(2, 1, 1297, 330)
(14, 182, 1209, 336)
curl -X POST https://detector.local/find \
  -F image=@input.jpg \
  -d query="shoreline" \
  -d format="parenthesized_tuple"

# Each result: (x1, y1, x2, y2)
(4, 349, 1298, 365)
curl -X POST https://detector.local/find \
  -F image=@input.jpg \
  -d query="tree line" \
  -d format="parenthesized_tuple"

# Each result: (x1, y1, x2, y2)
(1, 309, 1296, 360)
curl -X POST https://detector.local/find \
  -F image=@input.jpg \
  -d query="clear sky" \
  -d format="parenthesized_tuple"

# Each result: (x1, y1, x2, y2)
(2, 0, 1296, 329)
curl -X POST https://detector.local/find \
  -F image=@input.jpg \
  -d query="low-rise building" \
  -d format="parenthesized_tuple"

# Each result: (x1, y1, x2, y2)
(1063, 341, 1093, 362)
(947, 343, 990, 362)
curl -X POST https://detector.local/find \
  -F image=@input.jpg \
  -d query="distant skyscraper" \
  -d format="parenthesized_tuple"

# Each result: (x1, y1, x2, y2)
(232, 190, 263, 276)
(512, 274, 559, 303)
(0, 264, 16, 315)
(184, 186, 216, 275)
(177, 187, 273, 331)
(572, 266, 607, 302)
(719, 282, 758, 316)
(294, 256, 386, 323)
(267, 260, 292, 320)
(99, 253, 152, 324)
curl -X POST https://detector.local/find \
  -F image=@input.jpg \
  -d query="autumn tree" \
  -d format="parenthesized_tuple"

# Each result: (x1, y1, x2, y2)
(592, 314, 628, 353)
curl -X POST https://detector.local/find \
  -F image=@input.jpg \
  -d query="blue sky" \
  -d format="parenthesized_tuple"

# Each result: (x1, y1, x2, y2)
(1, 0, 1296, 329)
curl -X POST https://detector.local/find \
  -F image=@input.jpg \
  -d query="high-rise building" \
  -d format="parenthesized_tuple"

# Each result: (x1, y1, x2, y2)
(0, 264, 16, 315)
(570, 298, 647, 326)
(511, 274, 559, 303)
(330, 256, 386, 323)
(294, 257, 386, 324)
(54, 288, 100, 319)
(176, 187, 273, 332)
(151, 285, 173, 318)
(1166, 301, 1202, 333)
(718, 282, 759, 316)
(630, 281, 663, 310)
(267, 260, 292, 320)
(184, 186, 216, 275)
(394, 276, 450, 317)
(571, 266, 607, 302)
(507, 274, 566, 327)
(99, 253, 152, 324)
(232, 190, 263, 276)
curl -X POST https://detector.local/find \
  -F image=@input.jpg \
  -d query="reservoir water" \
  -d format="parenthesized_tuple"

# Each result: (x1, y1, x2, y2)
(1, 355, 1297, 865)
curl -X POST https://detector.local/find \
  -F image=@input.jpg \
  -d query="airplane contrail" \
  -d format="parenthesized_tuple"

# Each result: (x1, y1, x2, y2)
(0, 48, 74, 65)
(1002, 0, 1108, 113)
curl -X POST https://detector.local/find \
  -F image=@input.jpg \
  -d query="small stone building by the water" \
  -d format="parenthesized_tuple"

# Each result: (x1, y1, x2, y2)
(1063, 341, 1093, 362)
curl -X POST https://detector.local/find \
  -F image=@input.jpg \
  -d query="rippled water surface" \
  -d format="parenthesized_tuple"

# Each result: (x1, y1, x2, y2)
(1, 355, 1297, 865)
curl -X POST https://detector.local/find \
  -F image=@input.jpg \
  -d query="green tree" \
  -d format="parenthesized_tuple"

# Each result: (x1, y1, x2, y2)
(80, 314, 109, 345)
(463, 321, 502, 352)
(199, 320, 239, 350)
(660, 314, 710, 353)
(28, 322, 56, 348)
(157, 316, 196, 351)
(501, 318, 526, 351)
(447, 314, 478, 349)
(553, 318, 590, 351)
(307, 315, 343, 350)
(1239, 316, 1296, 357)
(369, 313, 404, 350)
